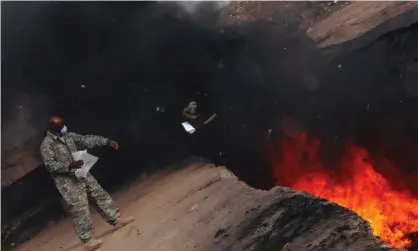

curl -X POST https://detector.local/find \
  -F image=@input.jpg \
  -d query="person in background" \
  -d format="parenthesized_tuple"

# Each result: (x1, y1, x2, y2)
(40, 116, 134, 251)
(182, 101, 217, 126)
(182, 101, 220, 164)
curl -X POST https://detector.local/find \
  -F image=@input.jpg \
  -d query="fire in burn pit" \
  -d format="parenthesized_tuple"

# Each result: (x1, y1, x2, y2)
(272, 132, 418, 249)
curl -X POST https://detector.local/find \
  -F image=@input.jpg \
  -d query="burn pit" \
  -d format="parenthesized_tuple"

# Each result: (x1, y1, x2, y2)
(268, 22, 418, 249)
(1, 2, 418, 250)
(271, 132, 418, 249)
(267, 23, 418, 250)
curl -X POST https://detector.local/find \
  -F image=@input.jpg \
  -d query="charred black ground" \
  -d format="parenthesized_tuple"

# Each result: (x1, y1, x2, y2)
(2, 2, 418, 248)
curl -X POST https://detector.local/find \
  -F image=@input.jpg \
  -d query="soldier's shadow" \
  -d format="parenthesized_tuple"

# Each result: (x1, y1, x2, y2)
(62, 242, 82, 251)
(96, 228, 114, 239)
(61, 229, 115, 251)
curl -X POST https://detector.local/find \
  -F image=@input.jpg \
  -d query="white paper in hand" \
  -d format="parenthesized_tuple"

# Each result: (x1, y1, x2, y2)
(71, 150, 99, 178)
(181, 122, 196, 134)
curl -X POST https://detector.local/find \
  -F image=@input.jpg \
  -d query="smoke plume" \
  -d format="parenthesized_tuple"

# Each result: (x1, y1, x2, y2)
(2, 2, 417, 188)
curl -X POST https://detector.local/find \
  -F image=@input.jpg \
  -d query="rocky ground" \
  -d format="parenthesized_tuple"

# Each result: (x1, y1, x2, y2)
(8, 163, 406, 251)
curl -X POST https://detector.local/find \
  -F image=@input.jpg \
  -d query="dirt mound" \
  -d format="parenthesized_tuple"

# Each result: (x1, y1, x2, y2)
(202, 166, 405, 251)
(10, 164, 406, 251)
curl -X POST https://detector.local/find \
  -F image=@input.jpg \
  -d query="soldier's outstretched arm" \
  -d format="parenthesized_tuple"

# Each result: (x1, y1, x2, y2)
(40, 142, 71, 172)
(67, 132, 108, 149)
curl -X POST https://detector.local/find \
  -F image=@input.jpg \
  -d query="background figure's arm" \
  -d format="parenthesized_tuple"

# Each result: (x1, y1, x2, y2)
(183, 111, 200, 120)
(204, 113, 218, 124)
(68, 132, 108, 149)
(40, 142, 70, 173)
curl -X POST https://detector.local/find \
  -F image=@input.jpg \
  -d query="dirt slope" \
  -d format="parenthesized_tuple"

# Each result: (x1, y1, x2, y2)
(221, 1, 418, 49)
(307, 2, 418, 47)
(9, 164, 405, 251)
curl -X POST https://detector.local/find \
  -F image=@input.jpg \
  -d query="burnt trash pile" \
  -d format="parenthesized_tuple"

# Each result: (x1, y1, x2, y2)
(210, 183, 408, 251)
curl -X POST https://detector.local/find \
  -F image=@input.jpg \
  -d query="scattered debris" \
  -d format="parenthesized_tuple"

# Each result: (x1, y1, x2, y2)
(189, 204, 199, 212)
(214, 227, 230, 239)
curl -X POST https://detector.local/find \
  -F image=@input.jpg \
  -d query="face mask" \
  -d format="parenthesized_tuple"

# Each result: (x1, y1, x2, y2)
(60, 125, 68, 135)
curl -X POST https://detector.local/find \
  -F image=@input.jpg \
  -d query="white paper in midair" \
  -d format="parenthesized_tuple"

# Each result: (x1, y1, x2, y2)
(71, 150, 99, 178)
(181, 122, 196, 134)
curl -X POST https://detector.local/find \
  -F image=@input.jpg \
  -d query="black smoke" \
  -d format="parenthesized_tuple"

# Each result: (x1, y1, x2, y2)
(2, 1, 418, 192)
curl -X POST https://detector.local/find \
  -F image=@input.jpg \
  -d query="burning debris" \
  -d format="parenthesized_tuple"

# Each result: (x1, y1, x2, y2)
(272, 132, 418, 249)
(200, 166, 408, 251)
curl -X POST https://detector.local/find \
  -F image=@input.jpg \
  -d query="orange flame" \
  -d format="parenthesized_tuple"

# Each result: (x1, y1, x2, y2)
(273, 132, 418, 248)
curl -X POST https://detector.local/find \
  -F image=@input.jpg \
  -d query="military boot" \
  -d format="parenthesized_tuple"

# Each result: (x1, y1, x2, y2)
(83, 238, 103, 251)
(113, 216, 135, 231)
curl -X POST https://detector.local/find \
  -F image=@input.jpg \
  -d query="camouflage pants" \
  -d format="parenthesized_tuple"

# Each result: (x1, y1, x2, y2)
(55, 173, 120, 243)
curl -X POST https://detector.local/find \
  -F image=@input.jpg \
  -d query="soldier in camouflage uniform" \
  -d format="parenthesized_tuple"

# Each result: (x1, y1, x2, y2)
(40, 116, 134, 251)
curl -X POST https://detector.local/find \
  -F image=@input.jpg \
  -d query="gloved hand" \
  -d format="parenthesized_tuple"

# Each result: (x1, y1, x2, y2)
(107, 140, 119, 150)
(70, 160, 84, 168)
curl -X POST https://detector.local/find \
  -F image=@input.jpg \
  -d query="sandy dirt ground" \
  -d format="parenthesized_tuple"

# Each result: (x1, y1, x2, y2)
(11, 164, 244, 251)
(10, 163, 404, 251)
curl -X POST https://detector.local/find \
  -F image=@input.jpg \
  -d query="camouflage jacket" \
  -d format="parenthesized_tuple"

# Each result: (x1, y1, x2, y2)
(40, 131, 108, 174)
